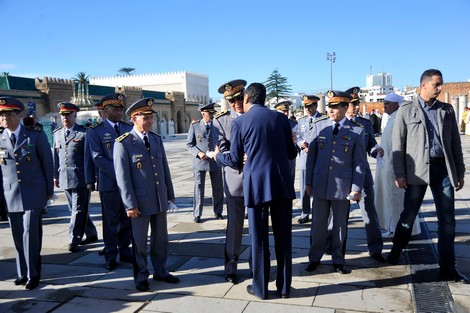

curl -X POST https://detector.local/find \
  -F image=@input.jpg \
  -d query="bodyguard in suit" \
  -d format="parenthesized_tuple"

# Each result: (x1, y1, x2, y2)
(53, 102, 98, 253)
(114, 98, 179, 292)
(296, 95, 322, 224)
(0, 97, 54, 290)
(344, 86, 385, 262)
(213, 79, 246, 284)
(305, 90, 367, 275)
(86, 93, 133, 270)
(186, 103, 224, 223)
(274, 101, 298, 182)
(388, 69, 468, 283)
(215, 83, 297, 300)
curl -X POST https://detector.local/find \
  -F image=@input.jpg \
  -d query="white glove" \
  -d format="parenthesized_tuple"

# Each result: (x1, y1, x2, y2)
(168, 201, 179, 213)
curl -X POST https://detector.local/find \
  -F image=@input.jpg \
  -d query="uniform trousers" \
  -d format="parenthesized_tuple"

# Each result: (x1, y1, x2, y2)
(224, 193, 245, 275)
(100, 191, 132, 262)
(193, 169, 224, 217)
(8, 207, 43, 280)
(131, 212, 169, 284)
(360, 184, 383, 254)
(248, 199, 292, 299)
(309, 198, 349, 265)
(300, 169, 312, 215)
(64, 187, 97, 245)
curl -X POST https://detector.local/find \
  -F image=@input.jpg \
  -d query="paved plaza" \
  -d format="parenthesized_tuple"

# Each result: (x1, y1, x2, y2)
(0, 133, 469, 313)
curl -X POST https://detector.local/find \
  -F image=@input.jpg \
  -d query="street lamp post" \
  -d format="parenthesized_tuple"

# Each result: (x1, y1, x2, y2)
(326, 52, 336, 90)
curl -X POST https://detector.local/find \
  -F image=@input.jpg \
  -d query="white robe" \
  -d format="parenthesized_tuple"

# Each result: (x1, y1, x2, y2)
(160, 120, 167, 138)
(375, 111, 421, 235)
(169, 120, 175, 137)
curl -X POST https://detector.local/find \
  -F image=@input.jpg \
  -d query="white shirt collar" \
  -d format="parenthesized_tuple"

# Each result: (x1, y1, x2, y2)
(5, 124, 21, 139)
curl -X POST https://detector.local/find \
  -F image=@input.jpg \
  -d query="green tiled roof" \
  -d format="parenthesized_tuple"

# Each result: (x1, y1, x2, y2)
(87, 84, 115, 96)
(0, 76, 36, 91)
(142, 90, 166, 100)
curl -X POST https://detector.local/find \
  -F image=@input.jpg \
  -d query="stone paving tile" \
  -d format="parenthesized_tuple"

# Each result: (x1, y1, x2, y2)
(51, 297, 144, 313)
(142, 293, 249, 313)
(81, 286, 157, 302)
(0, 298, 60, 313)
(243, 302, 334, 313)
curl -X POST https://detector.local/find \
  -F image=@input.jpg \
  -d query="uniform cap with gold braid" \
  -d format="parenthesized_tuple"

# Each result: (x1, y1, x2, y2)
(126, 98, 156, 117)
(326, 90, 352, 106)
(0, 96, 25, 112)
(198, 102, 217, 113)
(100, 93, 126, 108)
(274, 100, 292, 111)
(345, 86, 361, 103)
(217, 79, 247, 100)
(57, 102, 80, 115)
(302, 95, 320, 106)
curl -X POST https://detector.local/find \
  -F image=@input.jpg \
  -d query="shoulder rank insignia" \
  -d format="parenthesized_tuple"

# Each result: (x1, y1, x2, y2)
(214, 110, 229, 119)
(148, 130, 161, 137)
(314, 116, 328, 123)
(52, 126, 63, 133)
(89, 122, 102, 128)
(122, 121, 133, 126)
(191, 119, 200, 125)
(116, 132, 130, 142)
(351, 120, 364, 128)
(0, 127, 4, 133)
(25, 125, 42, 132)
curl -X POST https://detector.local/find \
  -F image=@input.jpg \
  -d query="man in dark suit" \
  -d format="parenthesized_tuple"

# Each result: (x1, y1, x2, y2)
(344, 86, 385, 262)
(86, 93, 133, 270)
(0, 97, 54, 290)
(305, 90, 367, 275)
(215, 83, 297, 300)
(274, 100, 298, 182)
(186, 103, 224, 223)
(114, 98, 179, 292)
(213, 79, 247, 284)
(53, 102, 98, 253)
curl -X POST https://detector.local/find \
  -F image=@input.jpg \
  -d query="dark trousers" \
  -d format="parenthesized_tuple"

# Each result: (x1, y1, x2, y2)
(248, 199, 292, 299)
(64, 187, 97, 245)
(392, 159, 456, 270)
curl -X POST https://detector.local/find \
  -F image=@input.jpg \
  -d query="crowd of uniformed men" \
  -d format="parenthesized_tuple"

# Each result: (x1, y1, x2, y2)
(0, 68, 467, 296)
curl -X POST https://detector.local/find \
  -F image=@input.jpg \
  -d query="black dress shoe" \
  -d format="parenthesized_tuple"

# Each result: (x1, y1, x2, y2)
(298, 215, 310, 224)
(214, 213, 224, 220)
(106, 260, 117, 271)
(14, 276, 27, 285)
(25, 277, 39, 290)
(153, 273, 180, 283)
(439, 268, 469, 284)
(369, 252, 386, 263)
(224, 274, 239, 284)
(334, 264, 351, 274)
(136, 280, 150, 292)
(68, 243, 79, 253)
(80, 235, 98, 245)
(244, 214, 248, 219)
(98, 248, 105, 255)
(194, 216, 201, 223)
(120, 254, 133, 263)
(246, 285, 267, 299)
(387, 248, 401, 265)
(305, 261, 319, 272)
(277, 290, 290, 298)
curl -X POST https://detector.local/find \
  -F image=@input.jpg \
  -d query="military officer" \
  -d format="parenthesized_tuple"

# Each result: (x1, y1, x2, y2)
(296, 95, 322, 224)
(186, 102, 224, 223)
(114, 98, 179, 292)
(53, 102, 98, 253)
(344, 86, 385, 262)
(0, 97, 54, 290)
(86, 93, 133, 270)
(305, 90, 367, 275)
(213, 79, 246, 284)
(275, 100, 298, 182)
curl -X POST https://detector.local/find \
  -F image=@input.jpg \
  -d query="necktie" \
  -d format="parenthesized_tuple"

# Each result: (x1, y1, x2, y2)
(144, 135, 150, 152)
(10, 133, 16, 146)
(333, 122, 340, 137)
(206, 124, 210, 133)
(65, 129, 70, 140)
(309, 117, 313, 127)
(114, 124, 120, 135)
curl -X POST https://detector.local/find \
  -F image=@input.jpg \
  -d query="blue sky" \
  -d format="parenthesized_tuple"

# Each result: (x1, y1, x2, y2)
(1, 0, 469, 100)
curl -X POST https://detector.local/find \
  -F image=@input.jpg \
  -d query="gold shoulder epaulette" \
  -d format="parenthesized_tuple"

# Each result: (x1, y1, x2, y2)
(52, 126, 63, 133)
(314, 116, 328, 123)
(0, 127, 4, 133)
(214, 110, 229, 119)
(116, 132, 130, 142)
(191, 119, 200, 125)
(351, 119, 364, 128)
(90, 122, 102, 128)
(149, 130, 161, 137)
(122, 121, 133, 126)
(25, 125, 42, 132)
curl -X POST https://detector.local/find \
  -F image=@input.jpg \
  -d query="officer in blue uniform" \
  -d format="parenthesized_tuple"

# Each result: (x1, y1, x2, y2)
(53, 102, 98, 253)
(114, 98, 179, 292)
(344, 86, 385, 262)
(215, 83, 297, 300)
(213, 79, 246, 284)
(274, 100, 298, 182)
(86, 93, 133, 270)
(296, 95, 322, 224)
(305, 90, 367, 275)
(0, 97, 54, 290)
(186, 103, 224, 223)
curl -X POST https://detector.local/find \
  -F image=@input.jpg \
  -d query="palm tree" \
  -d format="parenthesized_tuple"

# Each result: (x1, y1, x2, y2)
(72, 72, 90, 84)
(117, 67, 136, 76)
(1, 72, 10, 77)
